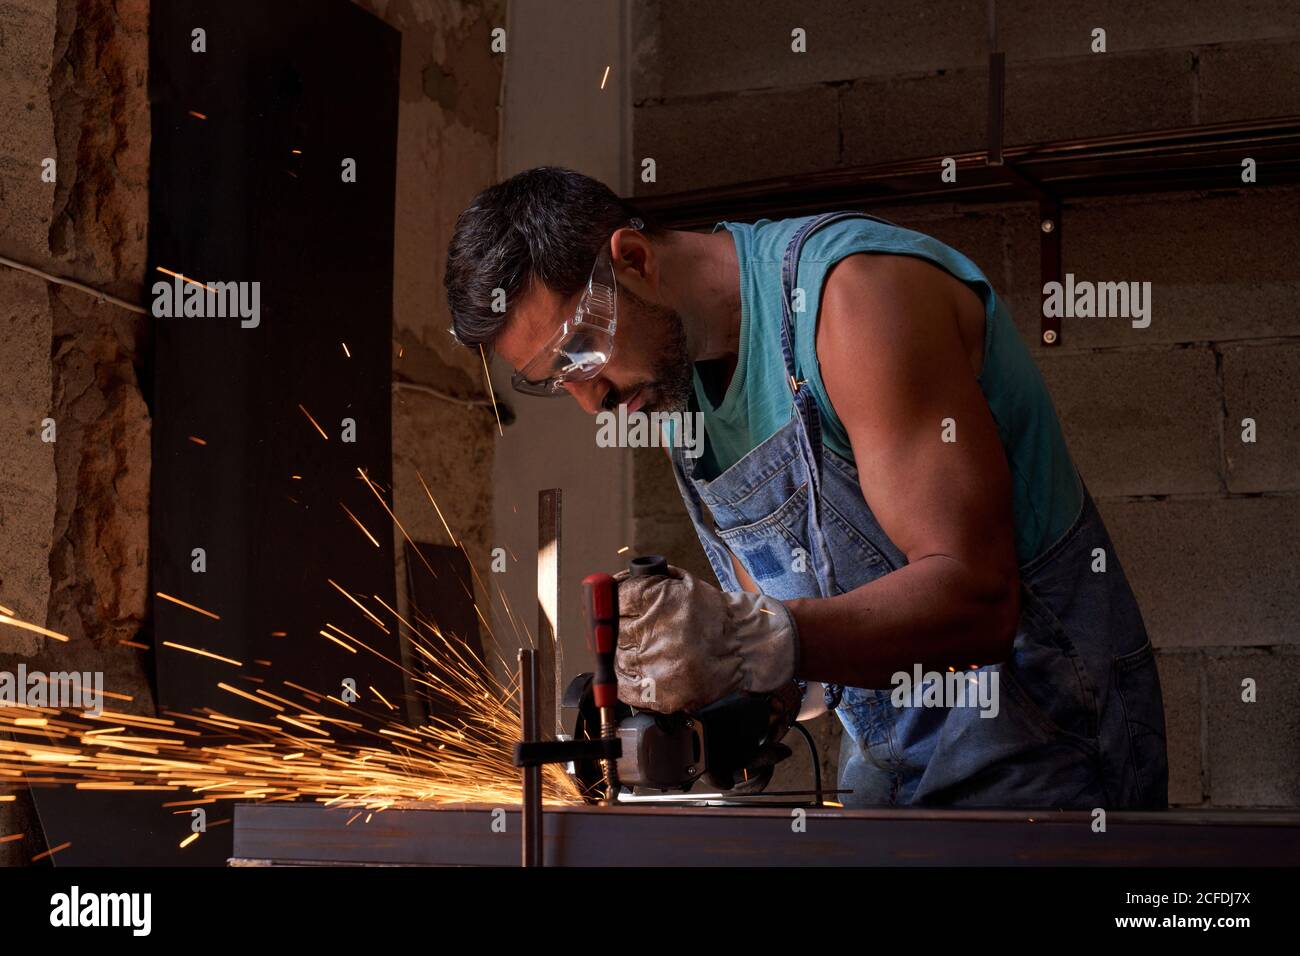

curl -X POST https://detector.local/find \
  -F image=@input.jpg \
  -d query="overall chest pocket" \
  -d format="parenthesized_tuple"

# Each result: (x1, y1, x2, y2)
(712, 481, 819, 600)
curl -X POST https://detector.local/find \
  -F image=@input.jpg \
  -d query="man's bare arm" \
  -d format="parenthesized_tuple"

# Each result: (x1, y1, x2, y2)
(787, 254, 1021, 688)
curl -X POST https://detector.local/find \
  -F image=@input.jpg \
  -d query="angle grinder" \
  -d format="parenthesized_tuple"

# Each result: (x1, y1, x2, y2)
(566, 555, 801, 802)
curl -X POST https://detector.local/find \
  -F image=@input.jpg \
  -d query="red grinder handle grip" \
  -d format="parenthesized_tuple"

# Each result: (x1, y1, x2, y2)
(582, 572, 618, 709)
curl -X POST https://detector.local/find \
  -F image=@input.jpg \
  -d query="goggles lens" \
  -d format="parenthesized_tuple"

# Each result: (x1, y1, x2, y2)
(512, 321, 613, 396)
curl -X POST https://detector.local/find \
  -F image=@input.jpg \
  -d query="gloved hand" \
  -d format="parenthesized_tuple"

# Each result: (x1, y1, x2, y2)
(613, 564, 799, 714)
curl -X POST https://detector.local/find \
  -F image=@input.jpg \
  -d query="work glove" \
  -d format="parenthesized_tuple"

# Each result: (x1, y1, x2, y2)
(613, 564, 799, 714)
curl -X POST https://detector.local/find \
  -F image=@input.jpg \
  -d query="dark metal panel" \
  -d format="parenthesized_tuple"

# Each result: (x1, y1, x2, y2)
(147, 0, 402, 723)
(404, 541, 485, 727)
(232, 802, 1300, 867)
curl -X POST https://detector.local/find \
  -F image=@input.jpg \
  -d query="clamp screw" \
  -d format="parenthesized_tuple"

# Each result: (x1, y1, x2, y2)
(1040, 219, 1055, 233)
(1043, 329, 1059, 345)
(686, 765, 697, 775)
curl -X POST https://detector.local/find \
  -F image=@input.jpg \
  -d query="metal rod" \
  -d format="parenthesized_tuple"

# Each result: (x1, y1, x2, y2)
(537, 489, 561, 738)
(633, 117, 1300, 230)
(599, 704, 619, 804)
(519, 648, 543, 867)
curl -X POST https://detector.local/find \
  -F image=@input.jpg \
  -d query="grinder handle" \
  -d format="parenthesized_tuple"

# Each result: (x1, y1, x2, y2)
(628, 554, 668, 577)
(581, 573, 618, 709)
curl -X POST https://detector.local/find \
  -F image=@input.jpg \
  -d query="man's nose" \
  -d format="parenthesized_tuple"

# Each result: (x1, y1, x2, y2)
(561, 378, 609, 415)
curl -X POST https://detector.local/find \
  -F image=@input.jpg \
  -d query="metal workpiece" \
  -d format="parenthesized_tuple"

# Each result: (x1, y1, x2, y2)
(537, 489, 563, 739)
(231, 802, 1300, 867)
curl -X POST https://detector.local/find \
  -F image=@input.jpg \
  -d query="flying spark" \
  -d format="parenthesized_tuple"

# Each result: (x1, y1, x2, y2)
(0, 612, 70, 643)
(479, 345, 503, 436)
(0, 471, 586, 844)
(155, 592, 221, 621)
(298, 403, 330, 441)
(155, 266, 215, 293)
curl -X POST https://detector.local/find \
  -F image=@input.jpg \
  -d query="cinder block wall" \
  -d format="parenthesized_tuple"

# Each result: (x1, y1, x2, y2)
(628, 1, 1300, 806)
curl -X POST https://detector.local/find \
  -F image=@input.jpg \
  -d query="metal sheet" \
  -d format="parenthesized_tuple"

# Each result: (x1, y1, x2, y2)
(232, 801, 1300, 867)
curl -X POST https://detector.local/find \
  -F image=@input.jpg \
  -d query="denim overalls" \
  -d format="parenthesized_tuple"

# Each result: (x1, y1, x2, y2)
(668, 211, 1169, 809)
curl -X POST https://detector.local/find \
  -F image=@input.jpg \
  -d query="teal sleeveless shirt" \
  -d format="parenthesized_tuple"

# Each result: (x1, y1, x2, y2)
(691, 215, 1083, 565)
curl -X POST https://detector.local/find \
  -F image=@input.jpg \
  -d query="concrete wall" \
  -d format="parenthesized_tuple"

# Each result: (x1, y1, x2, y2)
(628, 1, 1300, 806)
(350, 0, 505, 711)
(492, 0, 633, 733)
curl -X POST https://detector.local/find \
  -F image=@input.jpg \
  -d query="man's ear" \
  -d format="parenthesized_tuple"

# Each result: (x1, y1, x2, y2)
(612, 228, 655, 290)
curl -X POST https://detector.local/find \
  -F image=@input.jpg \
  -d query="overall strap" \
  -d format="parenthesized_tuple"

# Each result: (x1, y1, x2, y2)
(778, 210, 896, 481)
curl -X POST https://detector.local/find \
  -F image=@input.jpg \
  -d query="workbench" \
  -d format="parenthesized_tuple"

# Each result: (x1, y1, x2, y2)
(231, 802, 1300, 866)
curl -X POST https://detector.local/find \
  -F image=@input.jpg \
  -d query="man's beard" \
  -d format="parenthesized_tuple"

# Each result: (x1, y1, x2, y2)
(607, 291, 693, 414)
(646, 308, 693, 413)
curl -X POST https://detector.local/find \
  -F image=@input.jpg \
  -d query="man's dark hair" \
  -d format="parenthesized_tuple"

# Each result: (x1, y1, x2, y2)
(444, 166, 653, 348)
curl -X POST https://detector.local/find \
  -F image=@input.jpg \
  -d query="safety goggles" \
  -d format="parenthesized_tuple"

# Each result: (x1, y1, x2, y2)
(510, 219, 642, 397)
